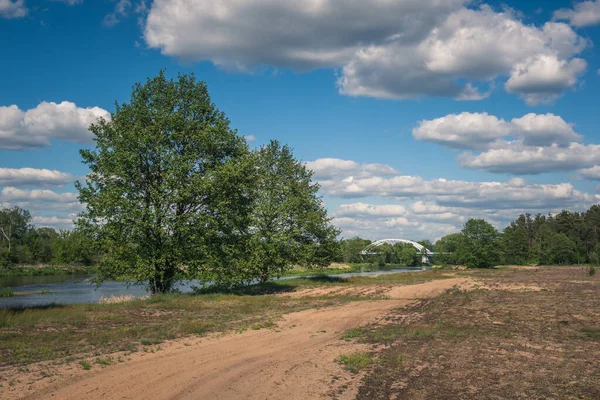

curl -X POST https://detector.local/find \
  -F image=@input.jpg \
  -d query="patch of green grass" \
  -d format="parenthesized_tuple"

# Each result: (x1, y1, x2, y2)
(580, 327, 600, 339)
(342, 327, 367, 341)
(79, 360, 92, 370)
(95, 356, 113, 367)
(0, 287, 15, 297)
(139, 338, 163, 346)
(336, 352, 374, 373)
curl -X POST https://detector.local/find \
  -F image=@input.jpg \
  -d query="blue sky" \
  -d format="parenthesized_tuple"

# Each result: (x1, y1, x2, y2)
(1, 0, 600, 240)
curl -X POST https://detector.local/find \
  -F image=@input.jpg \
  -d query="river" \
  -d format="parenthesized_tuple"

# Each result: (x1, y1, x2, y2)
(0, 266, 427, 308)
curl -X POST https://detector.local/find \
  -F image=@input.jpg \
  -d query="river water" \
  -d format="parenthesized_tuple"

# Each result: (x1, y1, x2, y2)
(0, 266, 426, 308)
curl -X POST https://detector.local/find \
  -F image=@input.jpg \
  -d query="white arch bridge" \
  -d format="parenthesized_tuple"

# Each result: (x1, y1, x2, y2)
(360, 239, 434, 264)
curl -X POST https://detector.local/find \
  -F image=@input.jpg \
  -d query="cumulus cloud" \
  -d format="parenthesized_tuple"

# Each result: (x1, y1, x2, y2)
(305, 158, 398, 180)
(554, 0, 600, 27)
(309, 158, 598, 210)
(505, 54, 587, 105)
(244, 135, 256, 143)
(0, 0, 26, 18)
(142, 1, 587, 103)
(334, 203, 407, 218)
(339, 6, 587, 102)
(412, 112, 512, 150)
(0, 187, 78, 203)
(0, 101, 109, 150)
(578, 165, 600, 180)
(144, 0, 465, 70)
(458, 142, 600, 174)
(0, 168, 74, 186)
(413, 112, 581, 151)
(32, 216, 75, 229)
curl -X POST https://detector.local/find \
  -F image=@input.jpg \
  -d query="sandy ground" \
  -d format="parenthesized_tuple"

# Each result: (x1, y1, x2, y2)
(4, 278, 471, 400)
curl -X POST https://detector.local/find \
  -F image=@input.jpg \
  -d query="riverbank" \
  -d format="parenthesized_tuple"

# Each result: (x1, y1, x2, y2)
(0, 265, 98, 278)
(0, 272, 473, 399)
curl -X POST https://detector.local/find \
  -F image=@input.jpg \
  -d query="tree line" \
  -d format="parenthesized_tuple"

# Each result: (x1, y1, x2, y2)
(339, 206, 600, 269)
(0, 207, 96, 267)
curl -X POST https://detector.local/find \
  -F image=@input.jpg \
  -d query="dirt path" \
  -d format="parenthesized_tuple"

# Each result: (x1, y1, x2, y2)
(10, 278, 471, 400)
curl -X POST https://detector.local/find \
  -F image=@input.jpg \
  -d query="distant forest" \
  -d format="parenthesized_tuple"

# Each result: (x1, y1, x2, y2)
(340, 205, 600, 268)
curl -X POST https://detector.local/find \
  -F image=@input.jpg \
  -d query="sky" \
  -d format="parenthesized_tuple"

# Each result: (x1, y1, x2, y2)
(1, 0, 600, 241)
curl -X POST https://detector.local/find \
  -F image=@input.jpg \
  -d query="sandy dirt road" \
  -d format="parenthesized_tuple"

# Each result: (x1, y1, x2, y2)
(11, 278, 471, 400)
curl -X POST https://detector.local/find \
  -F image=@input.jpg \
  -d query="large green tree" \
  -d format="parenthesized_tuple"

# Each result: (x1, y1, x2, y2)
(77, 72, 255, 293)
(243, 140, 339, 283)
(459, 219, 502, 268)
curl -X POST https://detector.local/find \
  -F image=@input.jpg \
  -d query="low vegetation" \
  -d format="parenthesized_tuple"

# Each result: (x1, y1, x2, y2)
(342, 267, 600, 399)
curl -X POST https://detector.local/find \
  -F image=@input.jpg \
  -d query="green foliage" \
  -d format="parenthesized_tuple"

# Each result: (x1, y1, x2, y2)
(336, 352, 374, 373)
(76, 71, 255, 293)
(340, 237, 372, 263)
(0, 288, 15, 298)
(459, 219, 502, 268)
(435, 233, 468, 266)
(240, 140, 340, 284)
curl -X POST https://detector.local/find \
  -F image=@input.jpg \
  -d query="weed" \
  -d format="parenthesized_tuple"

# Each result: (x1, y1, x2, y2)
(0, 287, 15, 297)
(139, 338, 162, 346)
(336, 352, 374, 373)
(588, 265, 596, 277)
(79, 360, 92, 370)
(342, 327, 367, 341)
(95, 357, 113, 367)
(580, 327, 600, 339)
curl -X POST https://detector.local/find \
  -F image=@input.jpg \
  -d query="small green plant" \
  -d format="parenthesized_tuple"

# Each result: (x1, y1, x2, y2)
(0, 287, 15, 298)
(40, 289, 53, 295)
(580, 327, 600, 339)
(79, 360, 92, 370)
(342, 327, 366, 341)
(588, 265, 596, 277)
(95, 357, 113, 367)
(336, 352, 373, 373)
(139, 338, 162, 346)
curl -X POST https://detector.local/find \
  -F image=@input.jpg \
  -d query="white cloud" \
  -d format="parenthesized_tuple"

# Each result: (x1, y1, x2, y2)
(32, 216, 75, 230)
(413, 112, 582, 151)
(458, 142, 600, 174)
(554, 0, 600, 27)
(310, 158, 598, 210)
(0, 168, 74, 186)
(0, 187, 78, 203)
(144, 0, 465, 70)
(504, 54, 587, 105)
(0, 0, 27, 18)
(338, 6, 587, 102)
(142, 2, 586, 103)
(578, 165, 600, 180)
(334, 203, 407, 218)
(412, 112, 512, 150)
(0, 101, 109, 150)
(244, 135, 256, 142)
(305, 158, 398, 180)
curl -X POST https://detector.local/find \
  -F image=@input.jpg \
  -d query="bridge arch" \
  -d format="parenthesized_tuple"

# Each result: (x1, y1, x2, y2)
(360, 239, 432, 264)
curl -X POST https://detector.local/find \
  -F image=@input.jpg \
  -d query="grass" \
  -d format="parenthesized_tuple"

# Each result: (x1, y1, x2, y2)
(79, 360, 91, 370)
(0, 291, 351, 367)
(580, 327, 600, 339)
(336, 352, 374, 373)
(0, 288, 15, 297)
(0, 268, 468, 368)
